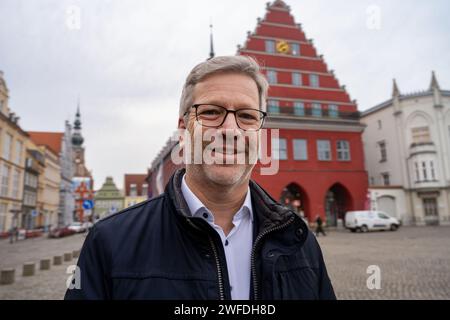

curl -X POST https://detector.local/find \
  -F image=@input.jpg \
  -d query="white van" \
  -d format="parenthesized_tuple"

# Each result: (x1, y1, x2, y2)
(345, 211, 400, 233)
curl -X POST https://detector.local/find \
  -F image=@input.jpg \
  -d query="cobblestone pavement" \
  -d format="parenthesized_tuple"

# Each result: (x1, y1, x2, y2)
(317, 226, 450, 300)
(0, 226, 449, 299)
(0, 233, 86, 299)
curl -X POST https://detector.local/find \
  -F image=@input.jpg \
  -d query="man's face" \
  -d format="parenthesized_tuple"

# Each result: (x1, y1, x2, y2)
(181, 72, 260, 187)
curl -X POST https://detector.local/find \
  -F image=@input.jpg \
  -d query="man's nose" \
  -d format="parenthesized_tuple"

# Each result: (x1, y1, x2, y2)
(221, 112, 239, 130)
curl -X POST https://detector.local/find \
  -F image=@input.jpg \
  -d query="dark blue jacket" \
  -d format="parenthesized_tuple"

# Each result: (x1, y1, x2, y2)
(64, 169, 336, 300)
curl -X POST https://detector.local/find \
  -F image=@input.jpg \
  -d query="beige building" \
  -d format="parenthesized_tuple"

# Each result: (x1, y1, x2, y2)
(22, 138, 45, 229)
(361, 72, 450, 226)
(0, 71, 27, 235)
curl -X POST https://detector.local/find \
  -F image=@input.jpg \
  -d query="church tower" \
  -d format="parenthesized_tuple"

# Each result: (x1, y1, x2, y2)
(71, 101, 94, 222)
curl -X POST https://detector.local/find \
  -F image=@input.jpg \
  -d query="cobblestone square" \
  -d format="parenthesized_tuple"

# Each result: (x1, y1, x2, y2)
(0, 226, 449, 299)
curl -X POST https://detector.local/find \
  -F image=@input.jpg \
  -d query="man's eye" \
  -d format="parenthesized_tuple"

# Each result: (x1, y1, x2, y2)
(200, 109, 221, 115)
(239, 112, 258, 120)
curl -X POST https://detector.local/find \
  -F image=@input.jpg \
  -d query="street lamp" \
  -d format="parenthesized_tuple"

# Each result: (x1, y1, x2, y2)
(9, 208, 21, 244)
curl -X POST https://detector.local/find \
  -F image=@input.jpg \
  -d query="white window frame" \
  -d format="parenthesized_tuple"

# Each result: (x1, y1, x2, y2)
(292, 72, 302, 86)
(291, 43, 300, 56)
(336, 140, 351, 161)
(317, 140, 331, 161)
(412, 126, 431, 144)
(328, 104, 339, 118)
(312, 103, 322, 117)
(294, 101, 305, 116)
(142, 184, 148, 197)
(268, 100, 280, 114)
(272, 138, 287, 160)
(265, 40, 275, 53)
(293, 139, 308, 161)
(309, 74, 320, 88)
(12, 169, 21, 199)
(267, 70, 277, 84)
(0, 164, 10, 197)
(15, 140, 23, 165)
(3, 133, 12, 161)
(129, 183, 137, 197)
(430, 161, 436, 180)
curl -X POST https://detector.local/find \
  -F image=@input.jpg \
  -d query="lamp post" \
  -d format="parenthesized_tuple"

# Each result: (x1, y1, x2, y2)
(9, 208, 21, 244)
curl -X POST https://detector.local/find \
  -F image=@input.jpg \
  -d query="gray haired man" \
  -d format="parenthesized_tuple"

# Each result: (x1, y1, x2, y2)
(65, 55, 335, 300)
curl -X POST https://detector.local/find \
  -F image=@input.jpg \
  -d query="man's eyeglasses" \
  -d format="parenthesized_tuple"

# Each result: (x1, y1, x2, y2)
(185, 104, 267, 131)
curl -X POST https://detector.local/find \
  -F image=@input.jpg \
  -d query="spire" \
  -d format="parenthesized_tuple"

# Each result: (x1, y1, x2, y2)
(429, 70, 440, 91)
(429, 71, 443, 107)
(392, 78, 400, 97)
(208, 22, 215, 60)
(72, 98, 84, 147)
(74, 96, 81, 130)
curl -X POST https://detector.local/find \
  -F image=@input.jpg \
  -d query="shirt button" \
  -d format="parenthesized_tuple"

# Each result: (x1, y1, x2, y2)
(225, 240, 229, 246)
(230, 286, 233, 291)
(203, 213, 208, 219)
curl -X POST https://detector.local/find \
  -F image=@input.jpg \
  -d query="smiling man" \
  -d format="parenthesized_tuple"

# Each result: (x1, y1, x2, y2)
(64, 55, 336, 300)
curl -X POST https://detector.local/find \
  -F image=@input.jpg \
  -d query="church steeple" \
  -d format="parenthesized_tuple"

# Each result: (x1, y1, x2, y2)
(72, 99, 84, 147)
(208, 23, 215, 60)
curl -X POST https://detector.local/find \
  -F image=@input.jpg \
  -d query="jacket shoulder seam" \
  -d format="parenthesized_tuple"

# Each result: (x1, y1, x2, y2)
(98, 194, 165, 223)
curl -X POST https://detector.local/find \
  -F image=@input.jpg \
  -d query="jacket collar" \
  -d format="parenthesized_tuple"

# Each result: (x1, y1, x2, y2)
(166, 168, 303, 232)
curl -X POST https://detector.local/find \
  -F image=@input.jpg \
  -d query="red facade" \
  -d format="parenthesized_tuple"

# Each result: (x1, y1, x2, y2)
(148, 0, 368, 226)
(242, 0, 368, 225)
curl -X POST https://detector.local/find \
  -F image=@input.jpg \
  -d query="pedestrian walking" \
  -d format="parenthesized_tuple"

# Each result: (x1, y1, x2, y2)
(315, 215, 327, 237)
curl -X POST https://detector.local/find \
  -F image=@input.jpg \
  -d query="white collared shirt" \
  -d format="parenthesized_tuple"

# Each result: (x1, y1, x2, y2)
(181, 174, 253, 300)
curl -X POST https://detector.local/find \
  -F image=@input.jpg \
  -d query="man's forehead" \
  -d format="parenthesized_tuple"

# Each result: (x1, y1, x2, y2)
(193, 73, 259, 104)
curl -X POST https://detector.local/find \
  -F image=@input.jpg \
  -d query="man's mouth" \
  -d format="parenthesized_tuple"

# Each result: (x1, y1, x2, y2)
(210, 147, 244, 155)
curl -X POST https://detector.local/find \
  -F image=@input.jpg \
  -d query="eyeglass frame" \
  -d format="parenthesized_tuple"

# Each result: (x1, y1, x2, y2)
(184, 104, 267, 131)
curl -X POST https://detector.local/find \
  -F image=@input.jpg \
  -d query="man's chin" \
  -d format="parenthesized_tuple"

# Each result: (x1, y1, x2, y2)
(202, 164, 249, 186)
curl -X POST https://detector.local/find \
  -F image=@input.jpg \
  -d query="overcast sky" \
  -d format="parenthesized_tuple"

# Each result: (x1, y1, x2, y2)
(1, 0, 449, 190)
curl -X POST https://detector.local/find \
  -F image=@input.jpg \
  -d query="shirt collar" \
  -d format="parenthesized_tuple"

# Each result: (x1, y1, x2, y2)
(181, 174, 253, 223)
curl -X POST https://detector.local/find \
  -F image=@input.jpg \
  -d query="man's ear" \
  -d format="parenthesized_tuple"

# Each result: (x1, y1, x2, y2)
(178, 117, 186, 129)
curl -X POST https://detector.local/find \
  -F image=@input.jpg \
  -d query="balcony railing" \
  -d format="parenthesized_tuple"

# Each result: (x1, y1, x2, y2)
(266, 106, 361, 121)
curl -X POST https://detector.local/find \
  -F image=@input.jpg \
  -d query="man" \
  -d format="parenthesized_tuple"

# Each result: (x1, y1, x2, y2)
(65, 56, 335, 300)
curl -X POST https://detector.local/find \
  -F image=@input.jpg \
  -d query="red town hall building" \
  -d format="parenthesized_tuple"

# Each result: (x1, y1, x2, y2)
(148, 0, 368, 226)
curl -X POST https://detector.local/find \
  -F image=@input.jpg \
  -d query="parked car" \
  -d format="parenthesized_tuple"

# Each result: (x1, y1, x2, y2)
(345, 210, 400, 233)
(82, 221, 94, 231)
(67, 222, 87, 233)
(49, 226, 76, 238)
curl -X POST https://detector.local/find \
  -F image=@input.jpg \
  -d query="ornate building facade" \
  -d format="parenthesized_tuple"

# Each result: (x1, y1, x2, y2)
(29, 123, 75, 228)
(94, 176, 124, 219)
(361, 73, 450, 226)
(0, 71, 27, 235)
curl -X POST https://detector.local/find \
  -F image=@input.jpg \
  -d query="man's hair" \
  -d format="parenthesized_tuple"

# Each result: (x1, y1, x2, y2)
(179, 55, 269, 119)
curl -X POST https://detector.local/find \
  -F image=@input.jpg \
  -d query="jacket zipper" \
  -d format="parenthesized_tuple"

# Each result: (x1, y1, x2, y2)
(185, 217, 226, 300)
(251, 215, 296, 300)
(208, 236, 225, 300)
